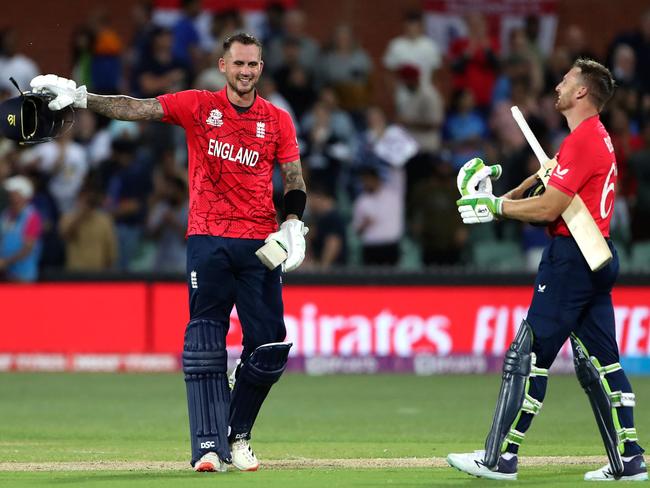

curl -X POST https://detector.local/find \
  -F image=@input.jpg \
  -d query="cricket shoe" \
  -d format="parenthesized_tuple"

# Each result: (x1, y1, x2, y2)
(193, 452, 227, 472)
(447, 450, 517, 481)
(584, 454, 648, 481)
(231, 438, 260, 471)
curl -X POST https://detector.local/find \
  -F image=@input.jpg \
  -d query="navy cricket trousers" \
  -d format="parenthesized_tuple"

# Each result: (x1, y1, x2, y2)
(186, 235, 286, 361)
(507, 236, 643, 456)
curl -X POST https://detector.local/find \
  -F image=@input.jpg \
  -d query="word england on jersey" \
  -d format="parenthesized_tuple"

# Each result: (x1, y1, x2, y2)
(207, 138, 260, 167)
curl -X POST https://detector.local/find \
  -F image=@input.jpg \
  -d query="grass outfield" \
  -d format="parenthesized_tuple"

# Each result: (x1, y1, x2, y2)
(0, 373, 649, 486)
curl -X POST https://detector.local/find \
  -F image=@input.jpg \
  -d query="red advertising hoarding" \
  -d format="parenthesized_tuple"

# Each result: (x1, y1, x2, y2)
(1, 283, 649, 371)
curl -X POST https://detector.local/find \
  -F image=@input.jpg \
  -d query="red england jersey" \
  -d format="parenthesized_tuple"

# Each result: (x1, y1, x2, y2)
(547, 115, 617, 238)
(158, 87, 300, 239)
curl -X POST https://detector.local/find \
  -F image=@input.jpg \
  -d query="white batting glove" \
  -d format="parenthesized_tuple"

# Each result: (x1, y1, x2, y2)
(457, 158, 502, 196)
(264, 220, 309, 272)
(456, 192, 503, 224)
(30, 74, 88, 110)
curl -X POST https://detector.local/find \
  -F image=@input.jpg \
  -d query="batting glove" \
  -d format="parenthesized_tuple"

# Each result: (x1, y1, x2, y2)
(30, 74, 88, 110)
(457, 157, 502, 196)
(456, 192, 503, 224)
(264, 220, 309, 272)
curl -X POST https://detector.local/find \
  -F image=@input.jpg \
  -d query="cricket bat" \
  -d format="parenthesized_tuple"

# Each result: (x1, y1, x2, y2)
(255, 240, 288, 270)
(510, 106, 612, 272)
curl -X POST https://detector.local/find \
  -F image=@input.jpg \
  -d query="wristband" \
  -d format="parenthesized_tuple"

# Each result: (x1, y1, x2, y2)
(283, 189, 306, 219)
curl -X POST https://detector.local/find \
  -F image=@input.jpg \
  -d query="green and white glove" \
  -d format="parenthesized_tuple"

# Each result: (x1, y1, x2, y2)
(456, 192, 503, 224)
(457, 157, 502, 196)
(30, 74, 88, 110)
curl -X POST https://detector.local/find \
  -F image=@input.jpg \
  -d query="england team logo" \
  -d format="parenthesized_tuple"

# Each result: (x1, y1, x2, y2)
(206, 109, 223, 127)
(256, 122, 265, 138)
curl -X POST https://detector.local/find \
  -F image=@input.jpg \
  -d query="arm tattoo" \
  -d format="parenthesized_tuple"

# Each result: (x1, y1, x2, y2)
(281, 160, 306, 193)
(87, 94, 164, 121)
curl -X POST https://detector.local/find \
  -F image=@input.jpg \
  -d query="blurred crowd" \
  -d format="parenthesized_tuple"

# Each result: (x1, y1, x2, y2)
(0, 0, 649, 281)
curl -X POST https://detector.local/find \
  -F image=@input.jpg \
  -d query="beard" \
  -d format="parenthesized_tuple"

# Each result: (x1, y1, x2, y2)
(228, 77, 256, 98)
(554, 89, 575, 112)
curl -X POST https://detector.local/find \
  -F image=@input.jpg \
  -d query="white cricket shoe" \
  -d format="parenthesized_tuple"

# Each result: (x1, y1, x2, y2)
(447, 450, 518, 481)
(231, 438, 260, 471)
(584, 454, 648, 481)
(193, 451, 227, 472)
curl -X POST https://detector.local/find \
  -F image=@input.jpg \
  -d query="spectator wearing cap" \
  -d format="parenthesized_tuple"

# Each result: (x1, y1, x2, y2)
(0, 175, 42, 282)
(383, 10, 441, 91)
(394, 64, 444, 155)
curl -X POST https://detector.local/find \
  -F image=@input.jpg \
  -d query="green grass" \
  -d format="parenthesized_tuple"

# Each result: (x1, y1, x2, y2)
(1, 373, 650, 486)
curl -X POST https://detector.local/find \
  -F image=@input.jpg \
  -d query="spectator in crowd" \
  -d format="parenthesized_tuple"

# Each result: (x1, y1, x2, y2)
(265, 9, 320, 76)
(408, 159, 467, 266)
(443, 88, 488, 169)
(521, 223, 551, 272)
(0, 28, 39, 94)
(610, 44, 640, 91)
(126, 1, 157, 94)
(28, 170, 65, 271)
(146, 174, 188, 273)
(352, 165, 404, 266)
(260, 2, 286, 48)
(258, 76, 295, 123)
(301, 88, 356, 149)
(319, 24, 373, 122)
(74, 110, 112, 170)
(193, 45, 227, 92)
(563, 24, 597, 62)
(86, 8, 124, 94)
(22, 129, 89, 215)
(207, 9, 244, 53)
(305, 183, 347, 268)
(274, 36, 317, 119)
(70, 25, 95, 89)
(383, 10, 441, 91)
(134, 27, 191, 98)
(543, 46, 573, 94)
(0, 149, 11, 214)
(394, 64, 444, 156)
(493, 29, 543, 105)
(449, 12, 499, 111)
(171, 0, 202, 70)
(608, 106, 643, 198)
(0, 176, 42, 282)
(300, 100, 355, 196)
(104, 138, 152, 270)
(628, 119, 650, 241)
(59, 184, 117, 271)
(606, 9, 650, 95)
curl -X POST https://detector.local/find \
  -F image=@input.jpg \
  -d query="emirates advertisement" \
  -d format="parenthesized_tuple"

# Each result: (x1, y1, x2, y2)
(0, 284, 649, 373)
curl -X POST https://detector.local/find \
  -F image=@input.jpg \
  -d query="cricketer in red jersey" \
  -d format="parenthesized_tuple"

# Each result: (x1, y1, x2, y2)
(450, 59, 647, 481)
(548, 114, 617, 238)
(157, 86, 300, 239)
(30, 32, 307, 474)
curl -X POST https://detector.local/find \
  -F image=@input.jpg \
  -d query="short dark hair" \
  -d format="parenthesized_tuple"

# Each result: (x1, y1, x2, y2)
(223, 32, 262, 55)
(573, 58, 615, 111)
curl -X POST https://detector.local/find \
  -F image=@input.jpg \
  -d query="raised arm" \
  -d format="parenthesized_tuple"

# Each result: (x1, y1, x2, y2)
(30, 74, 164, 121)
(87, 94, 164, 121)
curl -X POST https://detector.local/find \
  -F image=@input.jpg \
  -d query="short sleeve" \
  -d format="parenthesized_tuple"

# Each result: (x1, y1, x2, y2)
(157, 90, 200, 127)
(276, 108, 300, 164)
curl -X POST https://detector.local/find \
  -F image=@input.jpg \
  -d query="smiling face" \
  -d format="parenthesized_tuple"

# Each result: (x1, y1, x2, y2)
(554, 66, 586, 112)
(219, 42, 263, 99)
